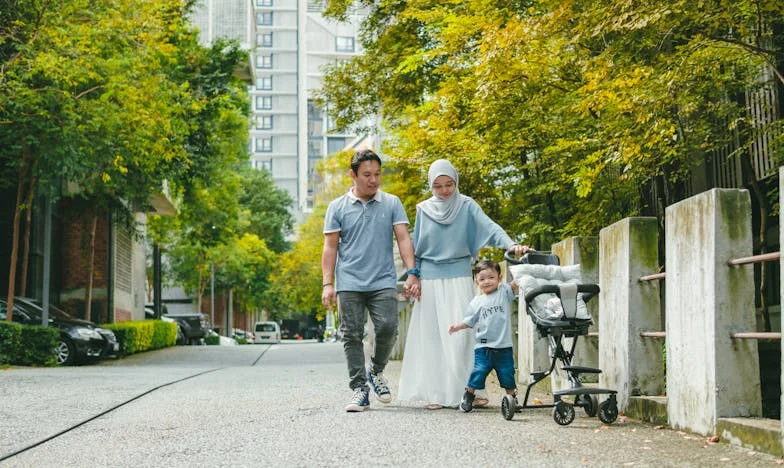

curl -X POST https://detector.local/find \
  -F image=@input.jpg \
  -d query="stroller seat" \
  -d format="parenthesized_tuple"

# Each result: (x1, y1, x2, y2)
(503, 251, 618, 426)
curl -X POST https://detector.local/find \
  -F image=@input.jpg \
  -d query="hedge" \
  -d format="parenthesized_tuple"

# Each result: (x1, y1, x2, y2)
(104, 320, 176, 356)
(0, 322, 58, 366)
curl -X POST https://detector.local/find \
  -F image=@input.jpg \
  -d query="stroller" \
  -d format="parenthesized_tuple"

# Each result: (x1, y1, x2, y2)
(503, 251, 618, 426)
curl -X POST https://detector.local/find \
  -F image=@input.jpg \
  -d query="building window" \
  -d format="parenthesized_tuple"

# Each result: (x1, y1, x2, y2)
(335, 36, 355, 53)
(256, 137, 273, 152)
(257, 54, 273, 69)
(258, 115, 273, 130)
(257, 76, 272, 90)
(256, 0, 273, 6)
(253, 159, 273, 172)
(258, 32, 273, 48)
(256, 96, 272, 110)
(257, 12, 273, 26)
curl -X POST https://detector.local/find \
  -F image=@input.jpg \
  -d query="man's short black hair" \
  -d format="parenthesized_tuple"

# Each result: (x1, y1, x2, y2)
(351, 149, 382, 174)
(473, 259, 501, 276)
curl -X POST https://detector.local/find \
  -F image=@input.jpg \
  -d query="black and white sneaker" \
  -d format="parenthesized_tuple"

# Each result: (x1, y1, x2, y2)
(460, 390, 475, 413)
(345, 387, 370, 412)
(366, 367, 392, 404)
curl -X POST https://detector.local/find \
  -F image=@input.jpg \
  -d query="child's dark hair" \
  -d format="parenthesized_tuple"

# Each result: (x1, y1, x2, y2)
(473, 259, 501, 277)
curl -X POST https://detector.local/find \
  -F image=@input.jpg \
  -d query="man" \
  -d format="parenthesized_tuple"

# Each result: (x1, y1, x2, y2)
(322, 149, 421, 412)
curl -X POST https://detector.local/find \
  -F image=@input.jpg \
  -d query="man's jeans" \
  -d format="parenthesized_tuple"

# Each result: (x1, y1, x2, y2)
(338, 289, 398, 390)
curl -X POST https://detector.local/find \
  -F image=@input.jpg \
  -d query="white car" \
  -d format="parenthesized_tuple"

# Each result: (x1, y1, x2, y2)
(254, 321, 281, 344)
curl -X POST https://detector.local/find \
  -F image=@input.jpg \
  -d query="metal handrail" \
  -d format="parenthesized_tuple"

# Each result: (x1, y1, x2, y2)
(640, 331, 666, 338)
(727, 251, 780, 266)
(730, 332, 781, 340)
(639, 272, 666, 282)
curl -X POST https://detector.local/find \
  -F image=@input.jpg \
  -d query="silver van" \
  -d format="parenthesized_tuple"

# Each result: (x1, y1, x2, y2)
(254, 321, 281, 344)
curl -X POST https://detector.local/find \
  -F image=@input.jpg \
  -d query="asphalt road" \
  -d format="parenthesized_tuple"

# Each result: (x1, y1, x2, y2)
(1, 341, 781, 467)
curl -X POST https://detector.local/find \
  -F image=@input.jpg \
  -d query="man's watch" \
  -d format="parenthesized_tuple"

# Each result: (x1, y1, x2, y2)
(406, 267, 420, 278)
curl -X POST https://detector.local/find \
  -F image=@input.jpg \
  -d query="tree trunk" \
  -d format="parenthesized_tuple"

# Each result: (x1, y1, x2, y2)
(6, 152, 31, 321)
(84, 214, 98, 321)
(19, 174, 37, 298)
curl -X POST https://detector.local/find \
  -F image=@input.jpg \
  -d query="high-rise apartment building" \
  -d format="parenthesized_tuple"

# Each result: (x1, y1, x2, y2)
(191, 0, 370, 222)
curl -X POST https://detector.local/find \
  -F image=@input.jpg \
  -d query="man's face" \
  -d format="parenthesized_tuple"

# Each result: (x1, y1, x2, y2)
(351, 160, 381, 200)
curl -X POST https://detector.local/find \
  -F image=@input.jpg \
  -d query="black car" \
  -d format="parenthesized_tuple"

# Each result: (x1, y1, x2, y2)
(0, 297, 119, 365)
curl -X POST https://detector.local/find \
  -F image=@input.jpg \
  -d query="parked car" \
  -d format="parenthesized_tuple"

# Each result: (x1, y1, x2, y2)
(145, 306, 186, 345)
(162, 313, 208, 345)
(254, 321, 281, 344)
(0, 297, 119, 366)
(232, 328, 255, 342)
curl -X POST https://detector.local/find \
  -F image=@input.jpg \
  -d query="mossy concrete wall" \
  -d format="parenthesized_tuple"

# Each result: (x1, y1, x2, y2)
(550, 238, 599, 390)
(599, 218, 665, 412)
(665, 188, 760, 435)
(780, 166, 784, 451)
(517, 286, 550, 386)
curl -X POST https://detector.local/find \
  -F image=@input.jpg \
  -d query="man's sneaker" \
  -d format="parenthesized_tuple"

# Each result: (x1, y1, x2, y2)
(366, 367, 392, 404)
(345, 387, 370, 412)
(460, 390, 475, 413)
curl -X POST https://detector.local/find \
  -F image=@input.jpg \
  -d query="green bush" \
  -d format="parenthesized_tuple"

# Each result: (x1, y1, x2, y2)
(0, 322, 22, 365)
(151, 321, 176, 350)
(105, 320, 176, 356)
(17, 326, 58, 366)
(205, 334, 220, 345)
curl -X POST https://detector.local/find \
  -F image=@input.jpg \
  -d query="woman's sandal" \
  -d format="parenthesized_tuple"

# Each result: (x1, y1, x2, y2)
(473, 397, 489, 408)
(425, 403, 444, 410)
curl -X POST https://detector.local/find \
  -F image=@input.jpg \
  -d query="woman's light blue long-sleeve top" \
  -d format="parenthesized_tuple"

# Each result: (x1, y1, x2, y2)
(413, 197, 515, 280)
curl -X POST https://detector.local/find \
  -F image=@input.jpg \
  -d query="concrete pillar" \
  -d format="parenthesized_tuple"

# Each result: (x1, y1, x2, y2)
(666, 188, 760, 435)
(517, 291, 549, 386)
(548, 237, 599, 391)
(779, 166, 784, 453)
(599, 217, 665, 412)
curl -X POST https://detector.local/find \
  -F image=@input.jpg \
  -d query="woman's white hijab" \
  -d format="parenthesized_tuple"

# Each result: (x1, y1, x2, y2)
(417, 159, 469, 225)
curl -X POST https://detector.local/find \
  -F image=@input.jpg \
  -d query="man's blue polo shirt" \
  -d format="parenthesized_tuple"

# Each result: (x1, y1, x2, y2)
(324, 188, 409, 292)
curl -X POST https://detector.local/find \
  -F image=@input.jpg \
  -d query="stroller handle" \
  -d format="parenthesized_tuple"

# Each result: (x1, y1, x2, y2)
(504, 249, 560, 265)
(524, 283, 600, 304)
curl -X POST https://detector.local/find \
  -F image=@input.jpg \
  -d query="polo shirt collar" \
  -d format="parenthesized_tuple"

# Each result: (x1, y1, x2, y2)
(347, 188, 382, 204)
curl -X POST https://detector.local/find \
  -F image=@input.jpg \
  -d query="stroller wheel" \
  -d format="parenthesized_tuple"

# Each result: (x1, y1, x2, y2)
(501, 394, 516, 420)
(598, 399, 619, 424)
(553, 400, 575, 426)
(578, 394, 598, 417)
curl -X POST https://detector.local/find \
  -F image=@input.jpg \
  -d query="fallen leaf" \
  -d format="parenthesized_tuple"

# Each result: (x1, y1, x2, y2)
(707, 436, 720, 444)
(654, 425, 665, 430)
(719, 458, 731, 462)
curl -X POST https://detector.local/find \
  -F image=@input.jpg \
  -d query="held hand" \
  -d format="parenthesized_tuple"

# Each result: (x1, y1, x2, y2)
(404, 275, 421, 300)
(448, 324, 459, 335)
(511, 243, 532, 258)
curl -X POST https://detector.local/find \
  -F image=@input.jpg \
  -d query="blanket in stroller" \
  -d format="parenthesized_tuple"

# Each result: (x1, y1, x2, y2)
(509, 263, 591, 322)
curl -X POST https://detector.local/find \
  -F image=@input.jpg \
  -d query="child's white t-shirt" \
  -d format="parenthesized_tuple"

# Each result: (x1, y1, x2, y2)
(462, 283, 515, 349)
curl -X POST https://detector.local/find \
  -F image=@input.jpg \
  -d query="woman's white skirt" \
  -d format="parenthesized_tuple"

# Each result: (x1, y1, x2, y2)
(397, 276, 476, 407)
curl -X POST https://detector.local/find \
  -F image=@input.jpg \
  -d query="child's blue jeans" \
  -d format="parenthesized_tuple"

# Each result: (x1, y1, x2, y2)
(467, 346, 516, 391)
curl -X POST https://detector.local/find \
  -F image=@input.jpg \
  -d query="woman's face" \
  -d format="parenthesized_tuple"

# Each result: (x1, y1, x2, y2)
(431, 175, 456, 200)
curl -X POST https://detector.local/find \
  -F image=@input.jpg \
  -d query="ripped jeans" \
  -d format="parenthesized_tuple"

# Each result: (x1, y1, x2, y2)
(338, 288, 399, 391)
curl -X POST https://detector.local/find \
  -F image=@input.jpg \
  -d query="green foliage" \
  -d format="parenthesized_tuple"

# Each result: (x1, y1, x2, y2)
(237, 164, 295, 253)
(105, 320, 175, 355)
(318, 0, 784, 247)
(205, 333, 220, 345)
(0, 322, 22, 365)
(17, 326, 58, 366)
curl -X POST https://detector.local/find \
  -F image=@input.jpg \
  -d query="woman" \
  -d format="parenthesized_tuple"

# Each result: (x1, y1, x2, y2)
(398, 159, 527, 409)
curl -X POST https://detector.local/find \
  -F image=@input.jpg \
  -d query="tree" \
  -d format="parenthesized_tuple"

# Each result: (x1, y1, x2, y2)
(317, 0, 784, 252)
(237, 164, 294, 253)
